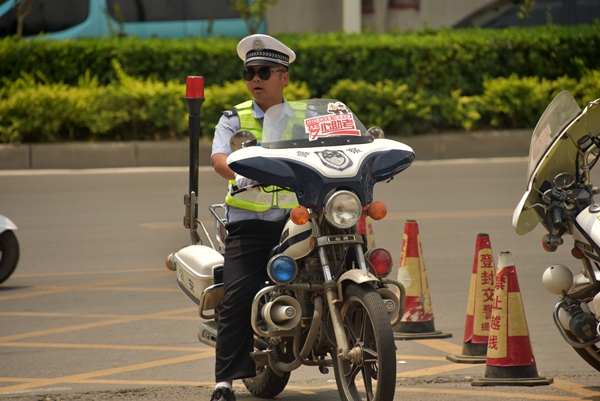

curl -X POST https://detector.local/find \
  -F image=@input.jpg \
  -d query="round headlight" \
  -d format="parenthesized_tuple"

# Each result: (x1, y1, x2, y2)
(324, 190, 362, 229)
(267, 254, 298, 284)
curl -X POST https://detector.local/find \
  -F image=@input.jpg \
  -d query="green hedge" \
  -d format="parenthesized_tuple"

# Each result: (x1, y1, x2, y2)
(2, 26, 600, 143)
(1, 25, 599, 97)
(1, 60, 598, 143)
(0, 60, 311, 143)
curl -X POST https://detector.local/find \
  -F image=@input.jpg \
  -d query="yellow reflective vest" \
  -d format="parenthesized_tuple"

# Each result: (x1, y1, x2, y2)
(225, 100, 299, 212)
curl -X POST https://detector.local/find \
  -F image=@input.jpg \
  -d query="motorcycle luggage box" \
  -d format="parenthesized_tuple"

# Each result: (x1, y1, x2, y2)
(174, 245, 224, 305)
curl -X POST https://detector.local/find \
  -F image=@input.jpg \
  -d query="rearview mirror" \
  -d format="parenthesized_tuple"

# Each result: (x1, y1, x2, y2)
(230, 130, 258, 151)
(367, 126, 385, 139)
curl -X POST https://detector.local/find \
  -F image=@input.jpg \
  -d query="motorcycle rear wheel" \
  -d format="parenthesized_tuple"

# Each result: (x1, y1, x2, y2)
(0, 230, 20, 285)
(332, 283, 396, 401)
(242, 363, 290, 398)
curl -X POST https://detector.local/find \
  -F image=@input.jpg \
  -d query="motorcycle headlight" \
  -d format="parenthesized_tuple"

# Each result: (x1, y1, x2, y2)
(267, 254, 298, 284)
(324, 190, 362, 229)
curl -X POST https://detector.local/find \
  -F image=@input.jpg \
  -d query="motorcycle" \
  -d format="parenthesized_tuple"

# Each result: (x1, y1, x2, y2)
(0, 214, 19, 284)
(167, 99, 414, 401)
(513, 90, 600, 370)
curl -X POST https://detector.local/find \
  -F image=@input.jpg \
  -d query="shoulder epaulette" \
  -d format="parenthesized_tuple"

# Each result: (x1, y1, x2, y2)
(222, 108, 238, 118)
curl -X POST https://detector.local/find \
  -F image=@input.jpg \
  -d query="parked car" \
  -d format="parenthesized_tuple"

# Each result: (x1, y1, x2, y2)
(453, 0, 600, 28)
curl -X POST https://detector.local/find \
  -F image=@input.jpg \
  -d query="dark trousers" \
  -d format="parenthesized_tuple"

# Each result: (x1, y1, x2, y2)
(214, 217, 286, 382)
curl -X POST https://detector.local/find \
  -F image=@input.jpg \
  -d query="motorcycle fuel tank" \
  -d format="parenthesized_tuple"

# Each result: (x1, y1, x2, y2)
(573, 203, 600, 262)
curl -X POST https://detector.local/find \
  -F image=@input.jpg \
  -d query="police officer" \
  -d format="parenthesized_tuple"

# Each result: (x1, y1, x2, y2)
(209, 34, 298, 401)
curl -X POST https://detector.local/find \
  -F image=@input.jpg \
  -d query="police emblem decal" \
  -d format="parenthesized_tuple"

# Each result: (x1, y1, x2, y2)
(315, 150, 353, 171)
(253, 37, 264, 51)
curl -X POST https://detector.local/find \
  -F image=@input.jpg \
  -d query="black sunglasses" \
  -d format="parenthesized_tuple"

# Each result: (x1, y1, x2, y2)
(243, 67, 286, 81)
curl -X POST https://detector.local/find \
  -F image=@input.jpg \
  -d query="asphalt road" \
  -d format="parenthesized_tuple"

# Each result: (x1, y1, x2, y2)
(1, 159, 600, 401)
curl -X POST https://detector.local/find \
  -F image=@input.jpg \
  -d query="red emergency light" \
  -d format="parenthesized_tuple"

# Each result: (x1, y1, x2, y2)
(186, 76, 204, 99)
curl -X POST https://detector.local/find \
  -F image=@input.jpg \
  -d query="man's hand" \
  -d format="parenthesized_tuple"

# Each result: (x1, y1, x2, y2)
(235, 173, 259, 188)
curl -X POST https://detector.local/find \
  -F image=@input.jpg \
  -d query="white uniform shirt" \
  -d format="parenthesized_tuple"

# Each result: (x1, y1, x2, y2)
(212, 100, 288, 223)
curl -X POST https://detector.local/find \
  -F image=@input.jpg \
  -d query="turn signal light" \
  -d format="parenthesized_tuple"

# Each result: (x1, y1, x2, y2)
(291, 206, 310, 225)
(165, 253, 176, 271)
(367, 201, 387, 221)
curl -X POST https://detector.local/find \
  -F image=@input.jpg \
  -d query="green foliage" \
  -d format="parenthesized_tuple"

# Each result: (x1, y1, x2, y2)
(0, 62, 310, 143)
(1, 26, 600, 143)
(518, 0, 536, 27)
(1, 25, 598, 98)
(326, 79, 432, 135)
(476, 74, 559, 128)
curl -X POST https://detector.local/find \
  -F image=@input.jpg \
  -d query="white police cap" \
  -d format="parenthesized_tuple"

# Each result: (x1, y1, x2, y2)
(237, 34, 296, 67)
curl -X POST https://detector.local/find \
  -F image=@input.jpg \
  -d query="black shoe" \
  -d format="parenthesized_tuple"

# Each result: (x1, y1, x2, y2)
(210, 386, 236, 401)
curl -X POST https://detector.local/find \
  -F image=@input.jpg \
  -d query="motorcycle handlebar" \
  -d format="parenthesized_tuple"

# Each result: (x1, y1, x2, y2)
(552, 206, 563, 226)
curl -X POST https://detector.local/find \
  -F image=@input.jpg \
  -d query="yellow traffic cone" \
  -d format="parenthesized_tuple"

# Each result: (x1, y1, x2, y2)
(357, 214, 376, 249)
(393, 220, 451, 340)
(471, 251, 552, 386)
(447, 233, 495, 364)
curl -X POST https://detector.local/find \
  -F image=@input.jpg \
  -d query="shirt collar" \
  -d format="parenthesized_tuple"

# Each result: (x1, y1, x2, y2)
(251, 98, 287, 120)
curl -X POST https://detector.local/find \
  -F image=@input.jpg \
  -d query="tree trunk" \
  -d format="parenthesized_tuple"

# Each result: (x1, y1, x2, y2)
(16, 0, 33, 39)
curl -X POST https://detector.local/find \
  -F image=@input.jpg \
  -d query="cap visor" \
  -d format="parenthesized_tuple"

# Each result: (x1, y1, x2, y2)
(245, 60, 284, 67)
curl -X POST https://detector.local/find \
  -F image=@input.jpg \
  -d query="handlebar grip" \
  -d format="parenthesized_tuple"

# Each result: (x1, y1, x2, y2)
(552, 207, 562, 225)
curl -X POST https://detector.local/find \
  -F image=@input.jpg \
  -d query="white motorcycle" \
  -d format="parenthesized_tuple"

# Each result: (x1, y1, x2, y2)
(514, 90, 600, 370)
(0, 214, 19, 284)
(167, 99, 414, 401)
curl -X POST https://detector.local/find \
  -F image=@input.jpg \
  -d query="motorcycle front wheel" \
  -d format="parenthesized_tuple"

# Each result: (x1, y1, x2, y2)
(0, 230, 20, 284)
(566, 331, 600, 371)
(332, 283, 396, 401)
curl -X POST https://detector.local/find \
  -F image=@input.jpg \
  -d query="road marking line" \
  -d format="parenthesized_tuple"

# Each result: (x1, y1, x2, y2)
(141, 222, 187, 229)
(1, 387, 73, 395)
(0, 272, 172, 301)
(386, 209, 513, 220)
(0, 306, 196, 342)
(90, 286, 180, 293)
(552, 378, 599, 398)
(397, 355, 448, 361)
(0, 342, 213, 353)
(398, 362, 479, 377)
(145, 209, 515, 231)
(11, 268, 161, 278)
(0, 351, 213, 395)
(0, 158, 527, 177)
(414, 339, 464, 355)
(0, 378, 585, 401)
(391, 386, 580, 400)
(0, 311, 196, 320)
(141, 220, 213, 230)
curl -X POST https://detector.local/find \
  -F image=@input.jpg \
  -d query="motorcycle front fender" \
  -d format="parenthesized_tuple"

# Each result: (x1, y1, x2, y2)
(0, 215, 18, 232)
(336, 269, 379, 302)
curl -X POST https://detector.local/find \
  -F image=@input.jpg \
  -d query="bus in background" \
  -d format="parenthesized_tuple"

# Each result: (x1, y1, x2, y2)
(0, 0, 262, 39)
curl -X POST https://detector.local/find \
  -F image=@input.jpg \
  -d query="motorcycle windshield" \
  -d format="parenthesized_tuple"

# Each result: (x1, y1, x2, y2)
(261, 99, 373, 149)
(526, 91, 582, 181)
(513, 90, 583, 235)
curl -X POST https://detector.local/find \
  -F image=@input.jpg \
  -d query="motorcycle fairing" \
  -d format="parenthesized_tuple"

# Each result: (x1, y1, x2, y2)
(573, 208, 600, 262)
(0, 215, 17, 232)
(227, 138, 414, 208)
(513, 91, 596, 235)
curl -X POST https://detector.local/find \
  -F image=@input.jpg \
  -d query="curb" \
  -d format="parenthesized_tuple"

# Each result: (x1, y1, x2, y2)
(0, 130, 531, 170)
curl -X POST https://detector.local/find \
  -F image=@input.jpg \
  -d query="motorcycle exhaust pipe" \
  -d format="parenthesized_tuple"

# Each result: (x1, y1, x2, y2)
(261, 295, 302, 331)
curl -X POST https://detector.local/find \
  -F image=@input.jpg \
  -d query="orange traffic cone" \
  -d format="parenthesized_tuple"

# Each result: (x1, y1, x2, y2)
(471, 251, 552, 386)
(357, 214, 376, 249)
(447, 234, 496, 364)
(393, 220, 451, 340)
